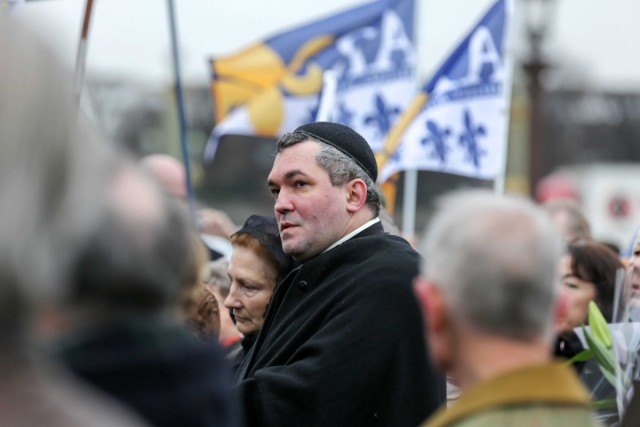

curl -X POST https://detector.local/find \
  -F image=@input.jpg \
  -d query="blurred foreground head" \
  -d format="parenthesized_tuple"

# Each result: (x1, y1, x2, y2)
(415, 190, 563, 385)
(0, 16, 115, 340)
(67, 164, 198, 323)
(140, 154, 187, 200)
(0, 16, 152, 427)
(0, 14, 198, 336)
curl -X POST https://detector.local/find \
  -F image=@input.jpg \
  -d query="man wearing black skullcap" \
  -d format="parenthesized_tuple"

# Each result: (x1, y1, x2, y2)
(237, 122, 445, 427)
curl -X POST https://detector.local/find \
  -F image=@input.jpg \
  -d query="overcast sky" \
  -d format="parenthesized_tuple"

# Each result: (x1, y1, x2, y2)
(12, 0, 640, 92)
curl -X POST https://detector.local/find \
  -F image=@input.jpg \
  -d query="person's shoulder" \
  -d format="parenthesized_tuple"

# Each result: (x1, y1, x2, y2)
(431, 405, 602, 427)
(349, 230, 418, 255)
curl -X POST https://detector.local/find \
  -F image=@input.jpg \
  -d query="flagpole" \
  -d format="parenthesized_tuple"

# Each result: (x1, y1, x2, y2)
(74, 0, 95, 103)
(316, 70, 338, 122)
(166, 0, 196, 216)
(494, 0, 516, 195)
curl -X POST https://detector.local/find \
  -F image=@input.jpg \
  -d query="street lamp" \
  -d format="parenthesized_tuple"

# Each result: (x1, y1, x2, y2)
(521, 0, 557, 198)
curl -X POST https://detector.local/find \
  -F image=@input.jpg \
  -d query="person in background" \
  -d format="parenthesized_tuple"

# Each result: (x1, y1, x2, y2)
(204, 259, 243, 350)
(626, 229, 640, 312)
(224, 215, 292, 371)
(554, 237, 623, 414)
(543, 198, 591, 242)
(240, 122, 444, 427)
(140, 153, 236, 259)
(414, 190, 600, 427)
(55, 162, 244, 427)
(182, 237, 221, 342)
(557, 240, 622, 335)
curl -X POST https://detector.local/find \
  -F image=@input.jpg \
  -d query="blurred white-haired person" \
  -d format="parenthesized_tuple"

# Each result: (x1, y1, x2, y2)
(414, 190, 601, 427)
(0, 15, 145, 427)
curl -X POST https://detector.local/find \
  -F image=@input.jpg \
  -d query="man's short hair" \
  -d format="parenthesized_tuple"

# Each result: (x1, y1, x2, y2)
(275, 131, 381, 216)
(421, 190, 563, 341)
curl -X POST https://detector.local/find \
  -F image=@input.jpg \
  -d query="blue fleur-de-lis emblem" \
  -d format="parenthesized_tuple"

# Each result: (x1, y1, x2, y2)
(364, 93, 401, 138)
(420, 120, 451, 164)
(335, 103, 354, 127)
(459, 109, 487, 168)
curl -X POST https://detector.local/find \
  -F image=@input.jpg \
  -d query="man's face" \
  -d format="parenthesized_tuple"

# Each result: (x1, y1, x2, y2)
(267, 140, 351, 261)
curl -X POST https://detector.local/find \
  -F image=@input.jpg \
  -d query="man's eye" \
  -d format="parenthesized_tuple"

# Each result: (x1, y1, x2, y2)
(270, 188, 280, 198)
(295, 181, 307, 188)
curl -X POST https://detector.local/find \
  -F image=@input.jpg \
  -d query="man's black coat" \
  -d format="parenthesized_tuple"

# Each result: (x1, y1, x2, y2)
(239, 222, 445, 426)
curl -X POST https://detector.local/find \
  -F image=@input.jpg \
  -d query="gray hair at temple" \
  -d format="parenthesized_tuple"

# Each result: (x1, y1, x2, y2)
(0, 17, 115, 337)
(276, 132, 381, 216)
(420, 190, 563, 342)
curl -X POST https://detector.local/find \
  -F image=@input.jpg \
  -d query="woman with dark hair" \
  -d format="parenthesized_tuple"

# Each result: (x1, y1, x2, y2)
(556, 239, 623, 362)
(224, 215, 292, 370)
(559, 240, 622, 330)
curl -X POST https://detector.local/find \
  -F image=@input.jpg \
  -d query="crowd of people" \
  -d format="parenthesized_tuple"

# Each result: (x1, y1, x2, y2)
(3, 14, 640, 427)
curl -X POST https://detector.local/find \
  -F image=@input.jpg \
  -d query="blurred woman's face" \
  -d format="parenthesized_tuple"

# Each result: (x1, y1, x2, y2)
(225, 246, 277, 335)
(628, 233, 640, 305)
(559, 254, 597, 334)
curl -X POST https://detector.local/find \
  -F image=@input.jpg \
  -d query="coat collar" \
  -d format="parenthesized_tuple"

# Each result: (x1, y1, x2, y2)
(423, 361, 592, 427)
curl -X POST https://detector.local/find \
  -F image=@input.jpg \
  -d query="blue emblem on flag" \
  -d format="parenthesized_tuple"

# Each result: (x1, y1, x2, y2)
(378, 0, 510, 183)
(364, 93, 402, 138)
(206, 0, 417, 160)
(420, 121, 451, 164)
(459, 109, 487, 168)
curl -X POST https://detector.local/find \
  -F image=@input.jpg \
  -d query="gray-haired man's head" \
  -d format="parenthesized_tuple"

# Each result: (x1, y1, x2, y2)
(420, 190, 563, 342)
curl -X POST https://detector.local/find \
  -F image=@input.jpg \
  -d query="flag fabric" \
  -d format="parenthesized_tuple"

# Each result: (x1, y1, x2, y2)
(205, 0, 416, 161)
(377, 0, 511, 183)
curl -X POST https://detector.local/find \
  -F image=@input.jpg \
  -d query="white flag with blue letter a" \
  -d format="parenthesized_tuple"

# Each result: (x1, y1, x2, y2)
(378, 0, 511, 183)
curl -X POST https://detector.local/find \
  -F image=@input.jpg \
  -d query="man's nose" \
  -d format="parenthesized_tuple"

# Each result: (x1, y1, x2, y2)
(274, 189, 294, 214)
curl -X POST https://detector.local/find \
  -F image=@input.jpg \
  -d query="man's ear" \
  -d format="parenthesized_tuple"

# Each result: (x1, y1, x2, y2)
(414, 276, 444, 335)
(414, 276, 453, 373)
(345, 179, 368, 213)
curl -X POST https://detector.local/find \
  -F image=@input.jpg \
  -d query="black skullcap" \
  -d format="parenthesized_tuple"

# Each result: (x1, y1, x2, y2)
(295, 122, 377, 182)
(231, 215, 291, 280)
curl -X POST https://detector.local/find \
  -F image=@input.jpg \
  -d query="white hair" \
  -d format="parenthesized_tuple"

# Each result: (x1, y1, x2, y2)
(420, 190, 563, 341)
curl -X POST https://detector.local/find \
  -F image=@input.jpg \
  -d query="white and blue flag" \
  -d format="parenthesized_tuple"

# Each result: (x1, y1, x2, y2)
(205, 0, 416, 161)
(378, 0, 512, 183)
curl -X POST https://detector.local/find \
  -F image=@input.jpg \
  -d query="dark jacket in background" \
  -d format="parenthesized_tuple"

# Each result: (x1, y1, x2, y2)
(239, 222, 445, 427)
(58, 318, 244, 427)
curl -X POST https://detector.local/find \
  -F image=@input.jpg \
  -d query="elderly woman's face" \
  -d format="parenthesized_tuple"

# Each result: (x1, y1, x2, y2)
(225, 246, 277, 335)
(558, 254, 597, 334)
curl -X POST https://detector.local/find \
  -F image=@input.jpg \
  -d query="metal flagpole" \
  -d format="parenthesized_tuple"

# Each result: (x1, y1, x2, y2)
(493, 0, 516, 195)
(315, 70, 338, 122)
(74, 0, 95, 103)
(166, 0, 196, 216)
